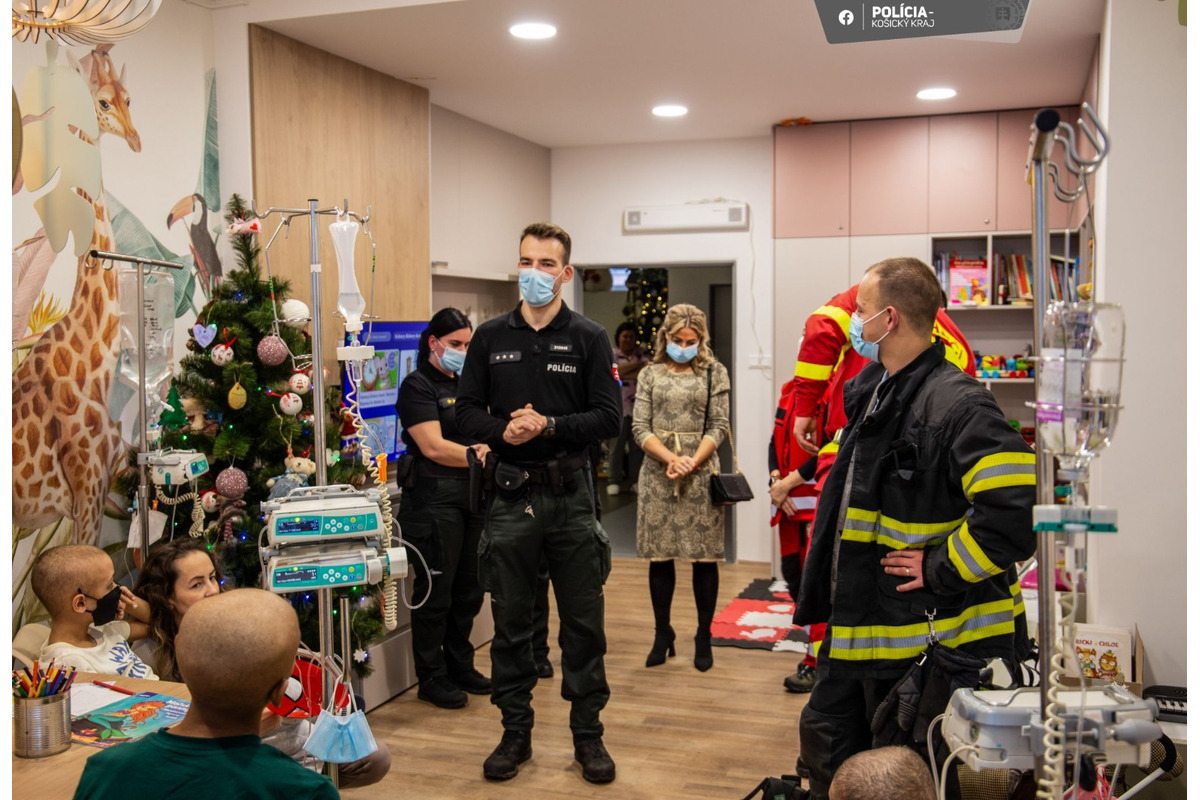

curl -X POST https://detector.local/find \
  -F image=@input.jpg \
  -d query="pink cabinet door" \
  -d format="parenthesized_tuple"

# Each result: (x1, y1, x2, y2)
(996, 108, 1074, 231)
(929, 112, 998, 233)
(774, 122, 850, 238)
(849, 117, 929, 236)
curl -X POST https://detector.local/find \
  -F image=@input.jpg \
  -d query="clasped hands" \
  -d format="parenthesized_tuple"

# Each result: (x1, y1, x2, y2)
(665, 453, 696, 480)
(503, 403, 547, 445)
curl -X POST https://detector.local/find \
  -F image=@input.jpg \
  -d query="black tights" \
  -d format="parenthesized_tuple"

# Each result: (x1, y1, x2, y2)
(648, 560, 719, 635)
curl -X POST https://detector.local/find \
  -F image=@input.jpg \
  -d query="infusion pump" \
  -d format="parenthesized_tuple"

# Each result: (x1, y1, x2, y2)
(260, 485, 407, 595)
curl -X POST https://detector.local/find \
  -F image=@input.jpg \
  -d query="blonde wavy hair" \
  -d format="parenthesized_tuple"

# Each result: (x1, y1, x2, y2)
(652, 303, 714, 371)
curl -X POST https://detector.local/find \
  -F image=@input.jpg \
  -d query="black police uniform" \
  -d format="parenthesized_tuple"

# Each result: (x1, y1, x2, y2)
(396, 359, 487, 688)
(456, 301, 621, 738)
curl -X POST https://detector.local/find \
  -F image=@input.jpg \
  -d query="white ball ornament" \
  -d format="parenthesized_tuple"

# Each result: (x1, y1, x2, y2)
(288, 372, 311, 394)
(211, 344, 234, 366)
(280, 299, 311, 329)
(200, 490, 222, 513)
(279, 392, 303, 416)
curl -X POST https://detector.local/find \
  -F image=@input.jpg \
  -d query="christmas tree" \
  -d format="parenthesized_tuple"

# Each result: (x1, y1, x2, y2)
(624, 268, 669, 352)
(143, 193, 383, 673)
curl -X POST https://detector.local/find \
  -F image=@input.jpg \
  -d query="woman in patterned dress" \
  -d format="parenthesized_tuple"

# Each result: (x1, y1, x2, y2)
(632, 303, 731, 672)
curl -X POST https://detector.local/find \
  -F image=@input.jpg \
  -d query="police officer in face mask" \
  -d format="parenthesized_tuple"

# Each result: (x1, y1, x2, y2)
(396, 307, 492, 710)
(455, 222, 622, 785)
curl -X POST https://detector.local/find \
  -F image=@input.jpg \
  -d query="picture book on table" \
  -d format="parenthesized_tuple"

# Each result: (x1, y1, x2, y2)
(71, 691, 190, 748)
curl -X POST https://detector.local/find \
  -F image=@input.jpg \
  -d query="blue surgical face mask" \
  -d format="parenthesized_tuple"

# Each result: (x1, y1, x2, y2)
(518, 268, 561, 307)
(435, 339, 466, 374)
(304, 707, 378, 764)
(666, 341, 699, 363)
(849, 308, 890, 362)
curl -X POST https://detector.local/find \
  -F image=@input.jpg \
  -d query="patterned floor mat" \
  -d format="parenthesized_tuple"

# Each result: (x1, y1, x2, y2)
(710, 578, 809, 653)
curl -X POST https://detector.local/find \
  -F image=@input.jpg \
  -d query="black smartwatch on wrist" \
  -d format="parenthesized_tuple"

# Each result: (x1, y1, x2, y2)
(541, 416, 557, 438)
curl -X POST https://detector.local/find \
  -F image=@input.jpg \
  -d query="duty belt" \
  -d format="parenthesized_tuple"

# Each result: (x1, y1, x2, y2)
(509, 451, 589, 484)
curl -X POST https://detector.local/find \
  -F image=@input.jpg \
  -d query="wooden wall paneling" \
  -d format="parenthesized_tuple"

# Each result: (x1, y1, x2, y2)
(928, 112, 998, 233)
(249, 26, 431, 368)
(773, 122, 850, 238)
(849, 117, 929, 236)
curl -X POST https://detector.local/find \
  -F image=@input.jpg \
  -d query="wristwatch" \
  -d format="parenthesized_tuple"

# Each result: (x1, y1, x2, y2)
(541, 416, 557, 438)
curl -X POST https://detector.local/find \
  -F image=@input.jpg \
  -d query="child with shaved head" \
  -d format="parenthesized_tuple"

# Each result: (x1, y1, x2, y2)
(32, 544, 155, 678)
(73, 589, 338, 800)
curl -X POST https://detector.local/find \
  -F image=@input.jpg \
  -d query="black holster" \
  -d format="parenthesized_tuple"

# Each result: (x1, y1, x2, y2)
(467, 448, 484, 514)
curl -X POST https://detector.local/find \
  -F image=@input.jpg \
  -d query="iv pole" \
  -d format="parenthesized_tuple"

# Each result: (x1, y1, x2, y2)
(90, 249, 186, 566)
(246, 198, 372, 786)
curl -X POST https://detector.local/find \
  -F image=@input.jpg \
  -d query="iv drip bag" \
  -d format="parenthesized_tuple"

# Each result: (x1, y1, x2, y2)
(331, 216, 365, 333)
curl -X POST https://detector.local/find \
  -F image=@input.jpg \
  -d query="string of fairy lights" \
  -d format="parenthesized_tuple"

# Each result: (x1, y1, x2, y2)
(626, 268, 668, 352)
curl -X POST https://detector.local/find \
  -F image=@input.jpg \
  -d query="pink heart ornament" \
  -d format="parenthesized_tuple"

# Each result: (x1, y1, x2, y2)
(193, 323, 217, 348)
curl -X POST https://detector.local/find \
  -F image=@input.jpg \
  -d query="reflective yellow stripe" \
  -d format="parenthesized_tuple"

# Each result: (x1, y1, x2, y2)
(840, 507, 964, 549)
(947, 522, 1004, 582)
(1010, 580, 1025, 616)
(795, 361, 834, 381)
(819, 441, 839, 457)
(961, 452, 1036, 501)
(815, 304, 852, 337)
(827, 599, 1016, 661)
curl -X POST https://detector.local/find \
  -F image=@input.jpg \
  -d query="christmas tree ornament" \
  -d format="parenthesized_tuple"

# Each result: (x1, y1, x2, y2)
(192, 323, 217, 348)
(215, 466, 248, 500)
(280, 298, 311, 329)
(257, 335, 288, 366)
(228, 381, 248, 410)
(289, 372, 311, 394)
(211, 343, 234, 366)
(200, 489, 223, 514)
(279, 392, 303, 416)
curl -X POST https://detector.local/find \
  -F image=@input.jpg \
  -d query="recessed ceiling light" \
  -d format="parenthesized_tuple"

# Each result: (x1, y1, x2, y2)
(917, 87, 957, 100)
(652, 104, 688, 117)
(509, 22, 556, 39)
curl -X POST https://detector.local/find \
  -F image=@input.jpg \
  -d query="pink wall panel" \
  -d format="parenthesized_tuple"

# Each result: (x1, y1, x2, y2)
(774, 123, 849, 238)
(849, 117, 929, 236)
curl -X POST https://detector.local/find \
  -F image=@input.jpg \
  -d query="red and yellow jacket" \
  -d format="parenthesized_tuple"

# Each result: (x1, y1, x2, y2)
(791, 284, 976, 445)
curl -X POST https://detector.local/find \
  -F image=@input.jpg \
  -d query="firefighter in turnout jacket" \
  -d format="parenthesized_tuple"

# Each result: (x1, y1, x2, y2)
(785, 277, 975, 694)
(794, 259, 1035, 800)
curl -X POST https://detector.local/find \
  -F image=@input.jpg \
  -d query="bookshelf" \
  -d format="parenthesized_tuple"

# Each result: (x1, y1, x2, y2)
(932, 230, 1085, 427)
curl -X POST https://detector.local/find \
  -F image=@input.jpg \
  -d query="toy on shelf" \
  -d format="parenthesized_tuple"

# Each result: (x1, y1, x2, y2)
(976, 353, 1035, 380)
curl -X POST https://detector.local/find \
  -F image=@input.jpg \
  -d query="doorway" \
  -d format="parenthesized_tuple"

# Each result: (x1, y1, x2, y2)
(579, 262, 736, 561)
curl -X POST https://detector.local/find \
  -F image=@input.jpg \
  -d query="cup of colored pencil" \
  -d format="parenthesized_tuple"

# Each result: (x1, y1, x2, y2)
(13, 661, 75, 758)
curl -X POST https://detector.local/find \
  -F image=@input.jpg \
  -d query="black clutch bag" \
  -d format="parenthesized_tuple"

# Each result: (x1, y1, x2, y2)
(710, 471, 754, 506)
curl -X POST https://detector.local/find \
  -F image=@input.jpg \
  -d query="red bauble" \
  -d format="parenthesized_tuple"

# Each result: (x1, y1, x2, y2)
(257, 335, 289, 366)
(215, 466, 248, 500)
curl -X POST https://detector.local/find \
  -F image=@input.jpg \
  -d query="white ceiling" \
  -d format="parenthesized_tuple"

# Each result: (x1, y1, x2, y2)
(259, 0, 1105, 149)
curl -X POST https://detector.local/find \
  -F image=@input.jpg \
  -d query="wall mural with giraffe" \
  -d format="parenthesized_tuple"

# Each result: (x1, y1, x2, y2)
(12, 3, 222, 627)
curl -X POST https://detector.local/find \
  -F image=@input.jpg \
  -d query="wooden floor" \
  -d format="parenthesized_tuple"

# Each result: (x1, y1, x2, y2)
(346, 557, 809, 799)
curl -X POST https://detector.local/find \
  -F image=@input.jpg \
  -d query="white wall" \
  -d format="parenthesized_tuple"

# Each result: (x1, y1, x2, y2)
(430, 105, 551, 276)
(1087, 1, 1186, 687)
(552, 137, 777, 562)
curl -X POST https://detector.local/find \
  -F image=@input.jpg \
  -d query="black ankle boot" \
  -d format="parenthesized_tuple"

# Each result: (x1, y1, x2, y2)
(694, 633, 713, 672)
(645, 627, 676, 667)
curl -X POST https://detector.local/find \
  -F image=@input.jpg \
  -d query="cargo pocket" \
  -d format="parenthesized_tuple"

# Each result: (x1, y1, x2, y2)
(593, 523, 612, 585)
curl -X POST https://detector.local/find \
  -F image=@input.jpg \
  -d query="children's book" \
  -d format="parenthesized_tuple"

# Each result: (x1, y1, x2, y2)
(948, 258, 989, 306)
(1066, 624, 1133, 683)
(70, 691, 190, 748)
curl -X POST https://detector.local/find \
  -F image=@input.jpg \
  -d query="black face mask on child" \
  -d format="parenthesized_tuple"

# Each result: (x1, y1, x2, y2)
(79, 585, 123, 626)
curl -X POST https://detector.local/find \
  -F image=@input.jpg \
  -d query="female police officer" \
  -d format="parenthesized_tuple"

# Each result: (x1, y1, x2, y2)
(396, 307, 491, 709)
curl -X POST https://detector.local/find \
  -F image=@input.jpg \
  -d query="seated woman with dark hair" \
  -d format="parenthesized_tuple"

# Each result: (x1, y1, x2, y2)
(133, 537, 391, 789)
